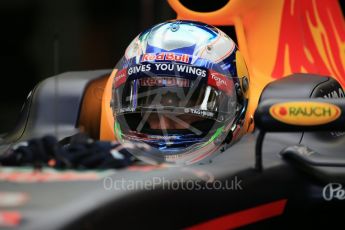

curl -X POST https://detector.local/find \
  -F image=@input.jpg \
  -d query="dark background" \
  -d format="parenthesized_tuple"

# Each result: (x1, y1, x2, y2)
(0, 0, 343, 133)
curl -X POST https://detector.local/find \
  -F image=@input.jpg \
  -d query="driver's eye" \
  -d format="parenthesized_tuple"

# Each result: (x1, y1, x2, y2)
(160, 92, 179, 106)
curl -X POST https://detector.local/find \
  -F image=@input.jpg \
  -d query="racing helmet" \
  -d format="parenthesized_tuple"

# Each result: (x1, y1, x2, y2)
(111, 20, 249, 165)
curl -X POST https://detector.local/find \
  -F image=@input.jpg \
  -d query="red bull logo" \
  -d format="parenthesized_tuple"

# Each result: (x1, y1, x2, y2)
(141, 52, 190, 63)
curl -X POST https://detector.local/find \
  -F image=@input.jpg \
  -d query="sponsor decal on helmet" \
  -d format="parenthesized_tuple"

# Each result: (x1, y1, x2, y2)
(269, 101, 341, 125)
(127, 64, 152, 75)
(126, 63, 207, 79)
(184, 108, 215, 118)
(207, 70, 233, 95)
(114, 68, 127, 88)
(147, 135, 179, 140)
(141, 52, 190, 63)
(139, 77, 190, 87)
(119, 107, 135, 113)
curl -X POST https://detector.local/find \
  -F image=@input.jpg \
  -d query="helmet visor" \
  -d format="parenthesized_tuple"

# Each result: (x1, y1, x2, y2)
(113, 64, 238, 122)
